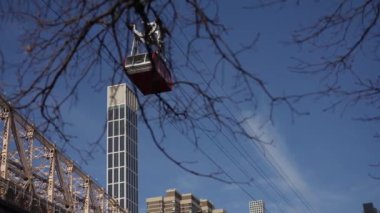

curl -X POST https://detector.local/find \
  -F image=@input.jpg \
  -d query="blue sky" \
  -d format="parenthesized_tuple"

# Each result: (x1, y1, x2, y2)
(0, 1, 379, 213)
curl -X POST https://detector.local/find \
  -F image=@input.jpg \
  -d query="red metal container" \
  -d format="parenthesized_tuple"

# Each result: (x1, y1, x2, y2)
(125, 52, 173, 95)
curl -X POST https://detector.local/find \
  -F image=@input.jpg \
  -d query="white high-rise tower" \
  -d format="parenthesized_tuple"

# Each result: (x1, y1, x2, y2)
(107, 84, 138, 213)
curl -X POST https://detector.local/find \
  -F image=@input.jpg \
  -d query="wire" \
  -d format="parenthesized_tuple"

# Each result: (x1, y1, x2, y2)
(170, 38, 294, 211)
(165, 12, 317, 213)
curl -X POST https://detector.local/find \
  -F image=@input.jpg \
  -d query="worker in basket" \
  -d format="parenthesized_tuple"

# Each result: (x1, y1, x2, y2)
(128, 19, 165, 53)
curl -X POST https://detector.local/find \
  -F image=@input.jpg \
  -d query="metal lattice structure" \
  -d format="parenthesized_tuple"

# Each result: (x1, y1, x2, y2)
(0, 95, 126, 213)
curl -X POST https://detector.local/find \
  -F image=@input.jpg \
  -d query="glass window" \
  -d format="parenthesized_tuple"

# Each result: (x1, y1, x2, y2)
(120, 136, 125, 151)
(127, 123, 131, 135)
(114, 106, 119, 119)
(131, 189, 134, 204)
(120, 199, 125, 208)
(108, 121, 113, 136)
(108, 138, 112, 152)
(128, 139, 131, 153)
(114, 169, 118, 182)
(108, 154, 112, 168)
(114, 184, 118, 197)
(131, 157, 134, 170)
(108, 185, 112, 195)
(131, 143, 134, 156)
(120, 167, 124, 182)
(120, 183, 125, 197)
(108, 108, 113, 120)
(114, 121, 119, 136)
(127, 108, 130, 120)
(114, 137, 119, 152)
(120, 120, 125, 135)
(108, 169, 112, 183)
(132, 125, 135, 138)
(129, 127, 132, 139)
(120, 152, 125, 167)
(120, 106, 125, 118)
(131, 128, 135, 140)
(135, 128, 138, 140)
(114, 154, 119, 167)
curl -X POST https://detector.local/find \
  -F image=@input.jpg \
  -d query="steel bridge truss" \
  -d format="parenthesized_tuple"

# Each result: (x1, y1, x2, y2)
(0, 96, 126, 213)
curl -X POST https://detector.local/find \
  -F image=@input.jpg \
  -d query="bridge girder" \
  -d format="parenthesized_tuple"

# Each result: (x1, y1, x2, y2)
(0, 95, 125, 213)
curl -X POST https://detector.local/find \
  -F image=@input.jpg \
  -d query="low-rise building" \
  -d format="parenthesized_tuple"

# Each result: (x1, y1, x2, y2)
(146, 189, 226, 213)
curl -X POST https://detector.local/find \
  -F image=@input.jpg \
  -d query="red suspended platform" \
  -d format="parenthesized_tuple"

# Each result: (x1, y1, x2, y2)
(124, 51, 173, 95)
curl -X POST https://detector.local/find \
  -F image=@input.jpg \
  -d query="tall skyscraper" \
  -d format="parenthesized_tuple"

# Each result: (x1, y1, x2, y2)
(107, 84, 138, 213)
(249, 200, 265, 213)
(363, 202, 378, 213)
(146, 188, 226, 213)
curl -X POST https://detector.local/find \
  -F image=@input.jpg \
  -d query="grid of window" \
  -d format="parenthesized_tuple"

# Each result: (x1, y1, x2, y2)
(107, 90, 138, 213)
(249, 200, 265, 213)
